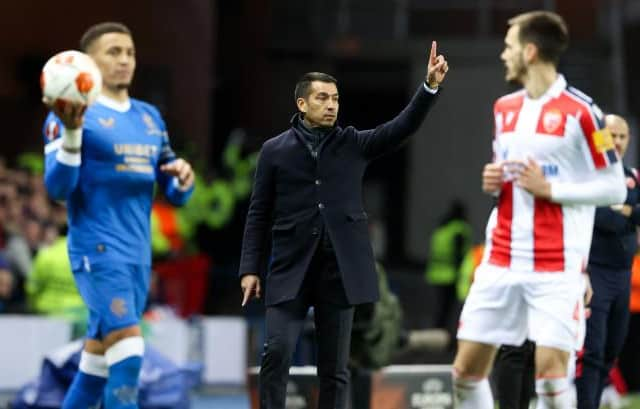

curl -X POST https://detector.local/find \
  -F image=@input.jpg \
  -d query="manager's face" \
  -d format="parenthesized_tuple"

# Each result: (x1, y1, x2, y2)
(298, 81, 339, 127)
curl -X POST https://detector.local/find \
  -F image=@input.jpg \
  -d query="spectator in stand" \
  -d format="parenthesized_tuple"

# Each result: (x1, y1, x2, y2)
(424, 200, 472, 340)
(26, 203, 84, 320)
(0, 254, 24, 313)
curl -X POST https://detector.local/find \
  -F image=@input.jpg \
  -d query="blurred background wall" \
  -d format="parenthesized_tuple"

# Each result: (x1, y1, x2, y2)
(0, 0, 214, 162)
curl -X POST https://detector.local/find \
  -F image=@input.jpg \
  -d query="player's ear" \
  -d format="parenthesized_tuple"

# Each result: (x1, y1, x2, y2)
(296, 97, 307, 113)
(523, 42, 538, 64)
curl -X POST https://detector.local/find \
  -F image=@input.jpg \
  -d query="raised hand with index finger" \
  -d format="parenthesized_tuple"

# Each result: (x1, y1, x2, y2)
(426, 40, 449, 89)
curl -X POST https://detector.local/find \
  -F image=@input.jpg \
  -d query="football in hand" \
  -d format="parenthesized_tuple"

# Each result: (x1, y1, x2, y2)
(41, 50, 102, 107)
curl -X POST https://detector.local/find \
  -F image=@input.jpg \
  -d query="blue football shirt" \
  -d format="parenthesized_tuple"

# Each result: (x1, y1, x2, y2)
(43, 96, 193, 269)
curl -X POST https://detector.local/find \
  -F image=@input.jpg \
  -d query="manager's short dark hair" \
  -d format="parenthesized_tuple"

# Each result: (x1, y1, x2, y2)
(509, 11, 569, 66)
(294, 72, 338, 102)
(80, 22, 132, 52)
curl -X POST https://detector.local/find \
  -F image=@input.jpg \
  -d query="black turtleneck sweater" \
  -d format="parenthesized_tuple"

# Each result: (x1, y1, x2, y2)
(296, 117, 333, 157)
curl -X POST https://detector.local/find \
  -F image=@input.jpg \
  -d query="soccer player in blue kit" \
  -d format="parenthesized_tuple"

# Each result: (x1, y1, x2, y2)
(42, 22, 195, 408)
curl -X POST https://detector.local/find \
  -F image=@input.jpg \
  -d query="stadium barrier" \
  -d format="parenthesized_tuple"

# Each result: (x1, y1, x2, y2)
(0, 315, 72, 390)
(248, 364, 453, 409)
(0, 315, 247, 391)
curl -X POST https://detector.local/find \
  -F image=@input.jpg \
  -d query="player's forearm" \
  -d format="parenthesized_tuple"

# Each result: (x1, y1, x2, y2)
(550, 163, 626, 206)
(61, 128, 82, 152)
(163, 178, 194, 206)
(42, 126, 83, 199)
(44, 151, 80, 200)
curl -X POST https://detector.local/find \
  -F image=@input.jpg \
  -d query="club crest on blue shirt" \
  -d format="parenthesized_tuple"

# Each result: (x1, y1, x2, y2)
(142, 113, 162, 136)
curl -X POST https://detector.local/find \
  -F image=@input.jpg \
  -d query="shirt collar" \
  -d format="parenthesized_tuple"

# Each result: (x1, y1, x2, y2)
(96, 94, 131, 112)
(546, 73, 567, 98)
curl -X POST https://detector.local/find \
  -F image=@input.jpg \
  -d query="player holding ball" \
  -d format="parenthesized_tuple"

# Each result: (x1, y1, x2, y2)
(41, 22, 194, 409)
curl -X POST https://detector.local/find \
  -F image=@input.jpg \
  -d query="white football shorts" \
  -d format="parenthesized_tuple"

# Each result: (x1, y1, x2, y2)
(457, 263, 586, 352)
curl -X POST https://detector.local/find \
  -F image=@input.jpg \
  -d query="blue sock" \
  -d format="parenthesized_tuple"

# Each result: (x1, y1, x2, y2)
(62, 351, 107, 409)
(104, 337, 144, 409)
(104, 356, 143, 408)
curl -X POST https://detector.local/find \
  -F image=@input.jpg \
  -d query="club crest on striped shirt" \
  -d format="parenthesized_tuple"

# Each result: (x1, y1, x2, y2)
(542, 109, 562, 134)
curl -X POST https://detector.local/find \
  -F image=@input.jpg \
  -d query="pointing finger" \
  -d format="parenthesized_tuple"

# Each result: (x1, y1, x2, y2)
(242, 286, 251, 306)
(429, 41, 437, 65)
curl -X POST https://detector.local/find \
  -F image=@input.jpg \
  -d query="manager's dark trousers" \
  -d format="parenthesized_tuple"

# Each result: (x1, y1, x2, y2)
(493, 340, 535, 409)
(259, 248, 355, 409)
(576, 265, 630, 409)
(619, 313, 640, 391)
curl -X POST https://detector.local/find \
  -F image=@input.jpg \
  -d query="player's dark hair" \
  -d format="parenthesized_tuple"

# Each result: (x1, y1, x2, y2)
(508, 11, 569, 66)
(294, 72, 338, 102)
(80, 22, 132, 52)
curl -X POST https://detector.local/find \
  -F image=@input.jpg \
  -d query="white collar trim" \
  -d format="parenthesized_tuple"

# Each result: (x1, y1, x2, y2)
(96, 95, 131, 112)
(546, 73, 567, 98)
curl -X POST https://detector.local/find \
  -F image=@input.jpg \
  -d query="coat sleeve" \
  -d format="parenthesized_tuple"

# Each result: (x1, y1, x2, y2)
(239, 143, 275, 277)
(593, 206, 629, 234)
(355, 84, 439, 159)
(628, 172, 640, 226)
(630, 204, 640, 226)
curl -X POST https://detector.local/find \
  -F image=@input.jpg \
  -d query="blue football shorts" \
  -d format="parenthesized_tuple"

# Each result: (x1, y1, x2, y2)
(73, 262, 151, 340)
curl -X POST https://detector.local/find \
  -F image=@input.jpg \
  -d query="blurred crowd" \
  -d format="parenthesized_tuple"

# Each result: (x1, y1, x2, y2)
(0, 156, 68, 313)
(0, 131, 260, 325)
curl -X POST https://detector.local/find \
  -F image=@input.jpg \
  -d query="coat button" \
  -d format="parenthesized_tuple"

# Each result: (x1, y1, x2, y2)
(312, 228, 319, 236)
(315, 179, 321, 185)
(318, 203, 324, 209)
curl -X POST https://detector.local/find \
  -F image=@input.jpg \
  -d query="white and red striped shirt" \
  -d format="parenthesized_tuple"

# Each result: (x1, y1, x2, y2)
(483, 74, 620, 273)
